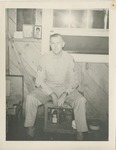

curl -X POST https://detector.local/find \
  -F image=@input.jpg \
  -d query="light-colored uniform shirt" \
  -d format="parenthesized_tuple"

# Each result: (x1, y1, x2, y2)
(35, 51, 79, 97)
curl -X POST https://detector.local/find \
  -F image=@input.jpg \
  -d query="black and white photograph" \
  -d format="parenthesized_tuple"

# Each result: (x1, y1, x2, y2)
(6, 7, 109, 141)
(0, 0, 116, 150)
(34, 25, 42, 39)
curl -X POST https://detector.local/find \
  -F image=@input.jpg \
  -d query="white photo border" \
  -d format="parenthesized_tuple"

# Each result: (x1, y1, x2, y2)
(0, 1, 116, 150)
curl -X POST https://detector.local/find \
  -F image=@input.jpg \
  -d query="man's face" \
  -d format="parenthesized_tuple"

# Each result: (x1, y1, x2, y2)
(50, 36, 65, 55)
(36, 29, 40, 34)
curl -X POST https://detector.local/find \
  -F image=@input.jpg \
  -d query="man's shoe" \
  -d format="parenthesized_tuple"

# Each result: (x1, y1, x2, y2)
(27, 126, 35, 137)
(76, 132, 84, 141)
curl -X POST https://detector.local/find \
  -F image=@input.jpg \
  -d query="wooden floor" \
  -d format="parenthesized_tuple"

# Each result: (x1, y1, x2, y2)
(6, 114, 108, 141)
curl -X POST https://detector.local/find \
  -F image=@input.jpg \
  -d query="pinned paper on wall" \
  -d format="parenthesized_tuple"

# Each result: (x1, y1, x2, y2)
(23, 24, 34, 38)
(111, 1, 116, 9)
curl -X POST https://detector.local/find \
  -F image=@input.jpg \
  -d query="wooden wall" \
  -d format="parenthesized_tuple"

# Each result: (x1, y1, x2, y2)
(9, 40, 41, 95)
(83, 63, 108, 121)
(6, 9, 108, 122)
(7, 9, 42, 104)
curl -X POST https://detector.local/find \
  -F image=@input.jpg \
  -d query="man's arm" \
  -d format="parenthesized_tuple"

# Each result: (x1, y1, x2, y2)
(65, 57, 79, 94)
(35, 57, 58, 106)
(50, 92, 58, 107)
(57, 92, 68, 107)
(35, 57, 53, 95)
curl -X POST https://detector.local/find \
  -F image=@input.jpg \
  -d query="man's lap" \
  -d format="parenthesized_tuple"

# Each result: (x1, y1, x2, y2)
(28, 87, 85, 106)
(65, 89, 86, 107)
(28, 87, 51, 104)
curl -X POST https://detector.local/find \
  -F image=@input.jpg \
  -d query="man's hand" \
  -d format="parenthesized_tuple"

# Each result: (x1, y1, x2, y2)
(58, 92, 68, 107)
(77, 86, 84, 96)
(50, 92, 58, 107)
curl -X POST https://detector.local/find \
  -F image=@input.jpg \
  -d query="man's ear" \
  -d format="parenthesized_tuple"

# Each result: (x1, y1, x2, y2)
(62, 41, 65, 48)
(50, 43, 52, 50)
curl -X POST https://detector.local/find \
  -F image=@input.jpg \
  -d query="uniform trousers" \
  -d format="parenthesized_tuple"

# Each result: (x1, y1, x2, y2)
(24, 87, 88, 132)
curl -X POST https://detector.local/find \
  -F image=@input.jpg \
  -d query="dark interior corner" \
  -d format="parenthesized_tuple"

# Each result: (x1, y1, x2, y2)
(6, 110, 108, 141)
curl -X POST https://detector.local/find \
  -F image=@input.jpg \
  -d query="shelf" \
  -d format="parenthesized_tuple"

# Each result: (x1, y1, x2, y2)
(51, 28, 109, 37)
(9, 38, 41, 42)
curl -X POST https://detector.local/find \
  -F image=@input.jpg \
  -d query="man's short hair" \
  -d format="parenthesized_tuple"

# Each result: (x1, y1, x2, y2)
(36, 27, 40, 31)
(50, 33, 64, 41)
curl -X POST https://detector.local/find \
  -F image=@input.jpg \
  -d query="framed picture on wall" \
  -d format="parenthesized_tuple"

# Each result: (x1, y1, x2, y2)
(23, 24, 34, 38)
(34, 25, 42, 39)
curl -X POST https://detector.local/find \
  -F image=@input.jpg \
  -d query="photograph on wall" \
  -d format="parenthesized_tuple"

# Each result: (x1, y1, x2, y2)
(23, 24, 34, 38)
(34, 25, 42, 39)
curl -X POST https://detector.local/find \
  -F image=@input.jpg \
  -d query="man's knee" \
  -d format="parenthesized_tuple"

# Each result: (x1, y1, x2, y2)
(74, 97, 86, 108)
(26, 94, 42, 107)
(26, 94, 37, 107)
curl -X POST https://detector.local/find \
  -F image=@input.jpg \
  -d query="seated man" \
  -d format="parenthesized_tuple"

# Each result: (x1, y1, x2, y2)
(24, 33, 88, 140)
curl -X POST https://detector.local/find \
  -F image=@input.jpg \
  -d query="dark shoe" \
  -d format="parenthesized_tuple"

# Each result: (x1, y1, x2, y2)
(76, 132, 84, 141)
